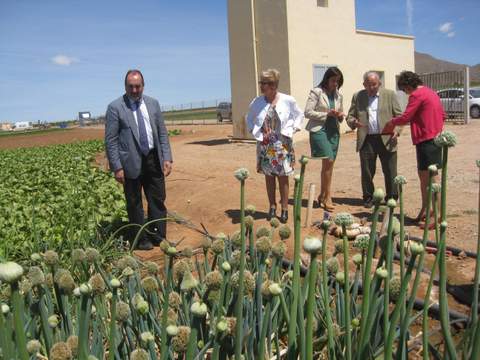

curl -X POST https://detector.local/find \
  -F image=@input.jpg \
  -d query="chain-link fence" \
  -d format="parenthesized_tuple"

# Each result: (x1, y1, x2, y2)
(417, 68, 470, 123)
(160, 99, 230, 112)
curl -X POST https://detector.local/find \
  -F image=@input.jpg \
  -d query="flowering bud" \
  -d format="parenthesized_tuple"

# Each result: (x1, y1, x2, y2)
(352, 253, 362, 266)
(166, 325, 179, 336)
(191, 301, 208, 317)
(234, 168, 249, 181)
(410, 242, 424, 256)
(140, 331, 155, 344)
(221, 261, 231, 272)
(110, 278, 121, 289)
(376, 267, 388, 279)
(0, 261, 24, 283)
(27, 339, 41, 354)
(373, 188, 385, 204)
(335, 271, 345, 285)
(387, 199, 397, 208)
(268, 282, 282, 296)
(48, 315, 60, 328)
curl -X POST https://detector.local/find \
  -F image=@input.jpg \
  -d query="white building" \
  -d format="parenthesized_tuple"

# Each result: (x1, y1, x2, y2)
(228, 0, 415, 138)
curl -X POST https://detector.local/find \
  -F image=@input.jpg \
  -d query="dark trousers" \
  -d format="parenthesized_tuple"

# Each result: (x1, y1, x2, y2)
(123, 150, 166, 243)
(360, 135, 398, 201)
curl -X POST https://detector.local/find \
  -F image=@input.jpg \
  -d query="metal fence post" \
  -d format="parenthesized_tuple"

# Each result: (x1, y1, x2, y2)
(464, 66, 470, 124)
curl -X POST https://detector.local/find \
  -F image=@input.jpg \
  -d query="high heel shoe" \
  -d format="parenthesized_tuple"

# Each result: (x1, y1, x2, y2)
(316, 195, 324, 209)
(280, 209, 288, 224)
(267, 207, 277, 220)
(322, 201, 335, 212)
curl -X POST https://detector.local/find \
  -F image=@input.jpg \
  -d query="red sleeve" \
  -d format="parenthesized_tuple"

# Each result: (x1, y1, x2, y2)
(391, 92, 422, 126)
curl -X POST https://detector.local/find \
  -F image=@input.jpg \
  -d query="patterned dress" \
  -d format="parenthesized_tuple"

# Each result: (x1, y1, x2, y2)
(256, 105, 295, 176)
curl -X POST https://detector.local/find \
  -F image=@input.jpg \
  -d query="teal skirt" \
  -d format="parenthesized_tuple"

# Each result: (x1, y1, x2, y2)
(309, 117, 339, 160)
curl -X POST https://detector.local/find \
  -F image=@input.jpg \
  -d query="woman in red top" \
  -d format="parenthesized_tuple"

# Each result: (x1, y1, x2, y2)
(384, 71, 445, 225)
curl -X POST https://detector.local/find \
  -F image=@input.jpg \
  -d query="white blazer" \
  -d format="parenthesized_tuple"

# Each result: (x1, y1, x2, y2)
(246, 92, 304, 141)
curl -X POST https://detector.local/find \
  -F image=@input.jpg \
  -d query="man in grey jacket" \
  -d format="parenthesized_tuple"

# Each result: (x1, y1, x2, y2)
(105, 69, 173, 250)
(346, 71, 402, 208)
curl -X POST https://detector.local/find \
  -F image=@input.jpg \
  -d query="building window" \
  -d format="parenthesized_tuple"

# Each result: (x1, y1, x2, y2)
(313, 64, 336, 87)
(317, 0, 328, 7)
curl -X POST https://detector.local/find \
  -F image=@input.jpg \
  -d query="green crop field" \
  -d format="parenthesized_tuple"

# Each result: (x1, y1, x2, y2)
(163, 108, 217, 121)
(0, 140, 127, 261)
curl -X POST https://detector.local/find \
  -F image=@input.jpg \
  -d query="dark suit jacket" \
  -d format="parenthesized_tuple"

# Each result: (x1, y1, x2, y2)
(105, 94, 173, 179)
(346, 88, 403, 152)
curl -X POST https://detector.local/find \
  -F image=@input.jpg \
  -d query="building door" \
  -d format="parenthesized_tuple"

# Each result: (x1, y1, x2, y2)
(313, 64, 336, 87)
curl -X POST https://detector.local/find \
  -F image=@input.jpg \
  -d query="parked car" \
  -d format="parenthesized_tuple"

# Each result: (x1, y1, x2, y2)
(216, 102, 232, 122)
(437, 87, 480, 119)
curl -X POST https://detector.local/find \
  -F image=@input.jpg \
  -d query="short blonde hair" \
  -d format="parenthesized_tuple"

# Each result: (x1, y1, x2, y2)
(260, 68, 280, 87)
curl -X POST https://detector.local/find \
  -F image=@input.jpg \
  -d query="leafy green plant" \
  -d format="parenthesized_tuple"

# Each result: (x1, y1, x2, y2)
(0, 140, 127, 262)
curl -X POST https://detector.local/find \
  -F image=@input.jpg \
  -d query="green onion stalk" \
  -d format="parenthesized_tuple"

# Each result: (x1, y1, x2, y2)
(334, 213, 354, 360)
(383, 199, 397, 343)
(303, 236, 322, 360)
(357, 188, 384, 357)
(384, 251, 420, 359)
(12, 281, 29, 360)
(394, 176, 407, 335)
(421, 186, 441, 360)
(287, 156, 308, 359)
(78, 283, 93, 360)
(0, 261, 28, 360)
(470, 160, 480, 358)
(108, 279, 121, 360)
(434, 131, 457, 359)
(233, 168, 249, 359)
(320, 220, 335, 358)
(395, 167, 435, 360)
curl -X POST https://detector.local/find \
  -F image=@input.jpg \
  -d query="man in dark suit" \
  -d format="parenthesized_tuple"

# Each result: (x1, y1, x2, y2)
(105, 69, 173, 250)
(346, 71, 403, 208)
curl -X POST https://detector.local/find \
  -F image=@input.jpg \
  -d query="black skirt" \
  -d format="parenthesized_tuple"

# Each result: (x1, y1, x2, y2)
(415, 139, 443, 170)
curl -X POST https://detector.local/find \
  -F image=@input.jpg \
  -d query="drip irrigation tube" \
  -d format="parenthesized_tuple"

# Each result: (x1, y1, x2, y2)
(280, 258, 472, 325)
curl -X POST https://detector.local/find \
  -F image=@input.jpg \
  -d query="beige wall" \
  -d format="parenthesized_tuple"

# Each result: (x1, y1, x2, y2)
(228, 0, 258, 139)
(228, 0, 415, 138)
(228, 0, 291, 139)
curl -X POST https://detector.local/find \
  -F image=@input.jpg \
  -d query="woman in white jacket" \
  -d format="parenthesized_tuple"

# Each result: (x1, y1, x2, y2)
(246, 69, 304, 223)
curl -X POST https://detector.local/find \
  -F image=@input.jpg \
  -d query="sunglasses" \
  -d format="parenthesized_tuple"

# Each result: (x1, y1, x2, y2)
(258, 81, 274, 85)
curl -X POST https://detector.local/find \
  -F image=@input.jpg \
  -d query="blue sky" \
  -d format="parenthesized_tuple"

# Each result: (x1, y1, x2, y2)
(0, 0, 478, 123)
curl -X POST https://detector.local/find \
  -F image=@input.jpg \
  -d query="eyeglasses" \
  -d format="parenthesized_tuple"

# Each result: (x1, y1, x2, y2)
(258, 81, 274, 86)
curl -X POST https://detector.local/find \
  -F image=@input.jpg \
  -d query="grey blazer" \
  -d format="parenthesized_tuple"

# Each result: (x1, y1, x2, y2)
(105, 94, 173, 179)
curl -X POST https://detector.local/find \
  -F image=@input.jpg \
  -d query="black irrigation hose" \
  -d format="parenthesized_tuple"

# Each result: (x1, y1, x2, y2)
(409, 235, 477, 258)
(280, 258, 472, 325)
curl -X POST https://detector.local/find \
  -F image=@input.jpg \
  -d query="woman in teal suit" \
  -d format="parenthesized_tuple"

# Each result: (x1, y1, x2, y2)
(304, 67, 344, 212)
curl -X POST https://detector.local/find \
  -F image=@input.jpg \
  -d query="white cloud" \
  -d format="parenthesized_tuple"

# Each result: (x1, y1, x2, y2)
(438, 22, 453, 34)
(447, 32, 456, 38)
(406, 0, 414, 34)
(51, 54, 78, 66)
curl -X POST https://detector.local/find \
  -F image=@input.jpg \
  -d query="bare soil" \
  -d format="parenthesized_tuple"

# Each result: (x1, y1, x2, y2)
(1, 121, 479, 315)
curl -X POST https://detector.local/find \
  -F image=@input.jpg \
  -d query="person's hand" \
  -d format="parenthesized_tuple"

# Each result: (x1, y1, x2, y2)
(336, 111, 345, 122)
(327, 109, 337, 117)
(350, 118, 365, 129)
(390, 131, 400, 141)
(114, 169, 125, 184)
(163, 161, 173, 177)
(382, 120, 396, 135)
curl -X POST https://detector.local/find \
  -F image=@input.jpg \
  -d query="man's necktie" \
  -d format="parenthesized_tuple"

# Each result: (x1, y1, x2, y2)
(135, 100, 150, 156)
